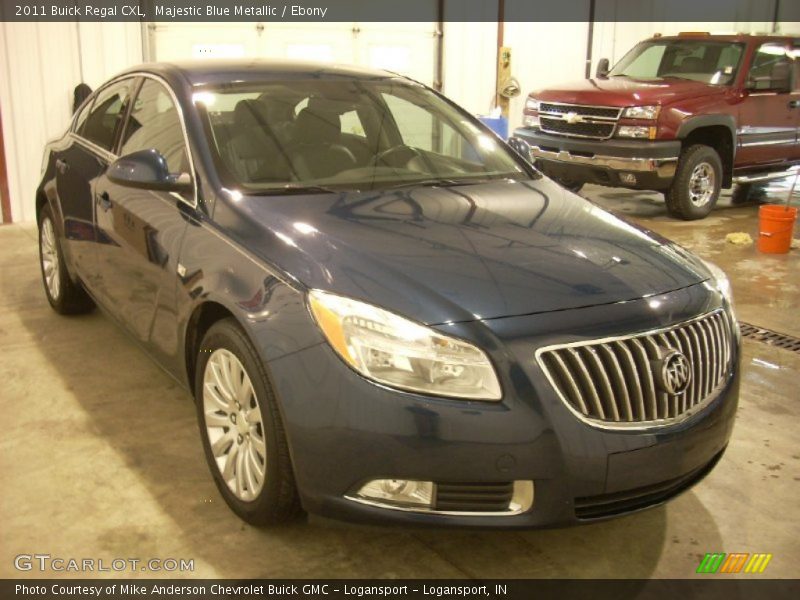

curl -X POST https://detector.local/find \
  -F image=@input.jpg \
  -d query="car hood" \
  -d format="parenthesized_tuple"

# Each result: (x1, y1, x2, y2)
(222, 177, 709, 325)
(533, 76, 727, 108)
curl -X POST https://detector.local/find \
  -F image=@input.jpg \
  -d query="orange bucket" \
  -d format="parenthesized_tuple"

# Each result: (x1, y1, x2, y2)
(758, 204, 798, 254)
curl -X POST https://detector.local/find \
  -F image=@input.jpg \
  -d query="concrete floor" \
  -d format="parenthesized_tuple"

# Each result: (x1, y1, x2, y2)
(1, 186, 798, 579)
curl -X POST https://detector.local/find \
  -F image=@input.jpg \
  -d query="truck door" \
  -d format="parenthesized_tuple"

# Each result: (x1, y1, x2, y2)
(737, 42, 797, 167)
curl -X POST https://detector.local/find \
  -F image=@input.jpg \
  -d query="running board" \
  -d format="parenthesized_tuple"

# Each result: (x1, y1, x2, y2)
(733, 167, 800, 185)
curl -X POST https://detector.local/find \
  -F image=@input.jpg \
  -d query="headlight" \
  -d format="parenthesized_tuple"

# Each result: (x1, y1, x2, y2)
(525, 98, 540, 111)
(701, 259, 733, 305)
(308, 290, 502, 401)
(617, 125, 656, 139)
(623, 105, 659, 119)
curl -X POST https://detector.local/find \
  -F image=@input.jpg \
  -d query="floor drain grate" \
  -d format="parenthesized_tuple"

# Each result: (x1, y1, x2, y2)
(739, 322, 800, 353)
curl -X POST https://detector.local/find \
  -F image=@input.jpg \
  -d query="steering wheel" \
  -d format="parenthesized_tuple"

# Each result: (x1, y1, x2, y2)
(375, 145, 424, 168)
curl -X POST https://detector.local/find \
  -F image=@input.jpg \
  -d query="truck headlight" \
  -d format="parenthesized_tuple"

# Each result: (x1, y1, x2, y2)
(623, 105, 659, 119)
(525, 98, 540, 111)
(617, 125, 656, 139)
(308, 290, 502, 401)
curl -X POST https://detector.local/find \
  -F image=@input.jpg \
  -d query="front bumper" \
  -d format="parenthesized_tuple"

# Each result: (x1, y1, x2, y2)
(513, 128, 681, 190)
(267, 284, 739, 528)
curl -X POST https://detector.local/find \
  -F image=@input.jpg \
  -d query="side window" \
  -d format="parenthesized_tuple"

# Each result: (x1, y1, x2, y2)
(382, 93, 436, 151)
(748, 44, 791, 91)
(340, 110, 366, 138)
(381, 91, 478, 161)
(81, 80, 134, 150)
(120, 79, 189, 174)
(72, 97, 94, 135)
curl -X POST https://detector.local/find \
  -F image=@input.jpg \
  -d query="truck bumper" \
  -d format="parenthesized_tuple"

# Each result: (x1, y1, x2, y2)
(513, 128, 681, 191)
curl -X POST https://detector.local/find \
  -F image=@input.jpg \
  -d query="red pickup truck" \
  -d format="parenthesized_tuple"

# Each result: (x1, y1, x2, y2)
(512, 33, 800, 219)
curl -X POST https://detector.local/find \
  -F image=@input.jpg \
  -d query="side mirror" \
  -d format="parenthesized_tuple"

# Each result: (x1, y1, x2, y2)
(108, 149, 192, 192)
(507, 136, 533, 163)
(595, 58, 610, 79)
(746, 60, 792, 93)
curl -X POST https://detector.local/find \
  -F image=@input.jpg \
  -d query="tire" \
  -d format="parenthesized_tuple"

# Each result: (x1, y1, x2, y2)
(194, 318, 302, 525)
(38, 204, 94, 314)
(552, 175, 585, 193)
(664, 144, 722, 220)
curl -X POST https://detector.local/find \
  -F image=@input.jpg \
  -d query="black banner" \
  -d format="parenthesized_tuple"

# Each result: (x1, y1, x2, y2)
(1, 0, 800, 23)
(2, 579, 800, 600)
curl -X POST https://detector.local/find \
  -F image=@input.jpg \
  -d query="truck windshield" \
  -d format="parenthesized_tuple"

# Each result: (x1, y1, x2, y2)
(608, 40, 745, 85)
(194, 78, 530, 192)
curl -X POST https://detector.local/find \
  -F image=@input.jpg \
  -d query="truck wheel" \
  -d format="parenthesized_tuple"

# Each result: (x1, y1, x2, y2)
(665, 145, 722, 220)
(552, 175, 584, 193)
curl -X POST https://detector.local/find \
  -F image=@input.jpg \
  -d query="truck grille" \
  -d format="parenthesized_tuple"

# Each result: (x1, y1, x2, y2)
(537, 310, 734, 426)
(538, 102, 621, 140)
(434, 482, 513, 512)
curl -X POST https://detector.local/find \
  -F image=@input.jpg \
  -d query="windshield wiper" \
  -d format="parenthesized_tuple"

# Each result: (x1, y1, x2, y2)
(260, 183, 340, 195)
(384, 178, 489, 190)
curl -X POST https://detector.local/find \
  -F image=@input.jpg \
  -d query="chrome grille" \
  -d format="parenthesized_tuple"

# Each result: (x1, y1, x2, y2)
(537, 311, 734, 426)
(538, 102, 621, 140)
(539, 118, 615, 139)
(540, 103, 620, 119)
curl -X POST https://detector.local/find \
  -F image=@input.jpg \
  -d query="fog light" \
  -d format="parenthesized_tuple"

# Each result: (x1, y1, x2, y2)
(356, 479, 434, 508)
(523, 115, 539, 128)
(620, 172, 637, 184)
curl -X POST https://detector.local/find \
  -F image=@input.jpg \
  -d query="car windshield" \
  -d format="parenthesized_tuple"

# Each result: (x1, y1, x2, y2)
(194, 78, 530, 192)
(608, 39, 745, 85)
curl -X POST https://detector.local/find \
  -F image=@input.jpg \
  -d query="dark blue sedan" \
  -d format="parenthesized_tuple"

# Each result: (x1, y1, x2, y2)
(37, 60, 740, 527)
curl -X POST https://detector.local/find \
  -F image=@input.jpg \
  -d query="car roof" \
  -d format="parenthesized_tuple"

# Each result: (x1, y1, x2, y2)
(649, 33, 798, 43)
(119, 59, 398, 87)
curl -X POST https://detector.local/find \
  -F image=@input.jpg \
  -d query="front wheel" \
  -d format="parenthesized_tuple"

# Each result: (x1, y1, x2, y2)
(665, 144, 722, 220)
(194, 318, 302, 525)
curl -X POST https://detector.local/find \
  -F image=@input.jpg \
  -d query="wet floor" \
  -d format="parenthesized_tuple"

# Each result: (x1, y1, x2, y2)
(0, 187, 797, 578)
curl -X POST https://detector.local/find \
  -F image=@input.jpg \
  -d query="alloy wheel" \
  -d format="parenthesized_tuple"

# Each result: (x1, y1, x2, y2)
(688, 162, 715, 207)
(40, 217, 61, 300)
(203, 349, 267, 501)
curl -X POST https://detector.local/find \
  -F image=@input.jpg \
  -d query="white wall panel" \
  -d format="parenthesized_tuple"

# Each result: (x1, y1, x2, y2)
(0, 22, 141, 222)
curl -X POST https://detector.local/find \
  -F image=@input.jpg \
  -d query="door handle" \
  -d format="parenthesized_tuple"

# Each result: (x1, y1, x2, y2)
(55, 158, 69, 174)
(789, 100, 800, 109)
(98, 191, 112, 211)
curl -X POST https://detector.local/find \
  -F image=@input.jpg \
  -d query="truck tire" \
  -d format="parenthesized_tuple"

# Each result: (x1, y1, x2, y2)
(552, 174, 584, 193)
(665, 144, 722, 220)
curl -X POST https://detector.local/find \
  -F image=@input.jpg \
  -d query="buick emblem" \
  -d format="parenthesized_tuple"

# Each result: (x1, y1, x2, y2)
(655, 350, 692, 395)
(564, 111, 584, 124)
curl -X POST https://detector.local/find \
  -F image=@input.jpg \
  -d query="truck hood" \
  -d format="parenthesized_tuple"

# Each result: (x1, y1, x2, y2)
(533, 76, 727, 108)
(225, 177, 710, 325)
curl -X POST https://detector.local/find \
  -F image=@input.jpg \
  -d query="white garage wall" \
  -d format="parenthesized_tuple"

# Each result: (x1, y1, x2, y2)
(0, 22, 141, 223)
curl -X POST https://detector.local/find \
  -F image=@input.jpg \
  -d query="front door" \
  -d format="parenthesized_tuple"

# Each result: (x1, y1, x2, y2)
(737, 42, 797, 167)
(55, 79, 135, 287)
(94, 77, 195, 368)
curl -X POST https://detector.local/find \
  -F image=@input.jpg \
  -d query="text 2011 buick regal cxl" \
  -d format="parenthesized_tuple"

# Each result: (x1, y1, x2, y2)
(37, 60, 740, 527)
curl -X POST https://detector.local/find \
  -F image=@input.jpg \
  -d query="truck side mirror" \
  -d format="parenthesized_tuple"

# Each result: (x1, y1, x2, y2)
(595, 58, 610, 79)
(746, 59, 792, 93)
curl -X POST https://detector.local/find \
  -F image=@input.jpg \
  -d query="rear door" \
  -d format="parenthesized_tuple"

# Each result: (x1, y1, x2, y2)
(737, 41, 797, 166)
(93, 76, 195, 369)
(54, 79, 135, 288)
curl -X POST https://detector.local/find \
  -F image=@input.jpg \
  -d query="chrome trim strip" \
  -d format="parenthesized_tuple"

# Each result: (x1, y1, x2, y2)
(344, 481, 534, 517)
(732, 167, 800, 184)
(534, 309, 733, 431)
(528, 144, 678, 176)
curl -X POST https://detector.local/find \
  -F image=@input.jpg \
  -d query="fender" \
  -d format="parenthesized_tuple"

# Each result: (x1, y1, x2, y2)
(675, 114, 737, 154)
